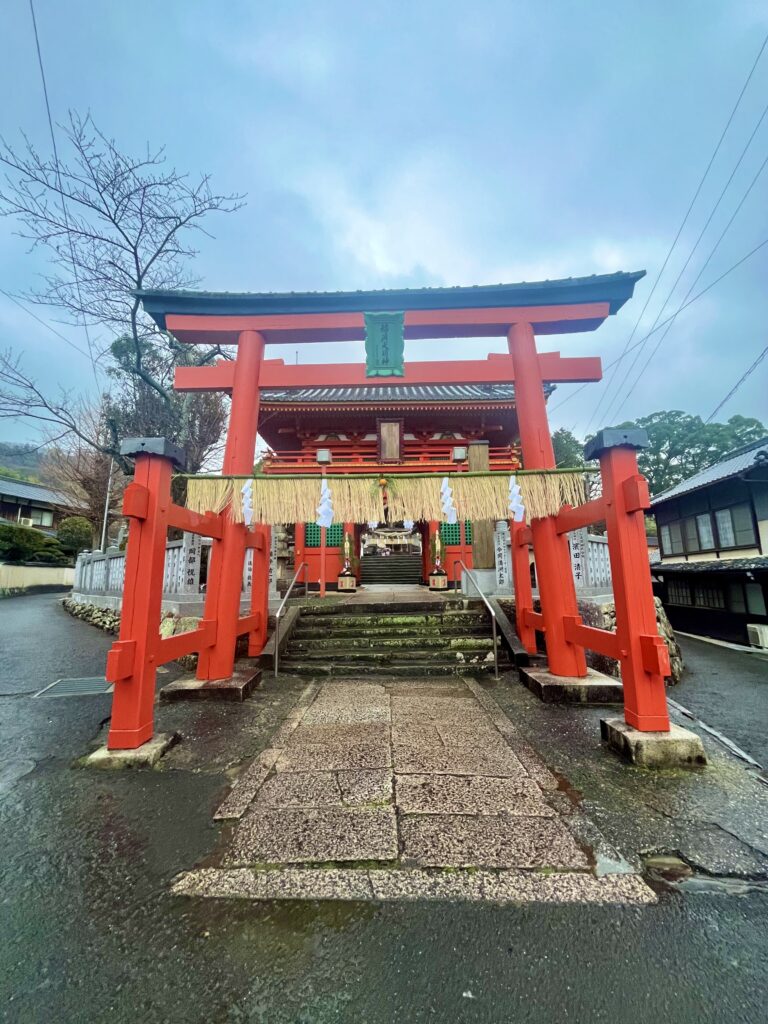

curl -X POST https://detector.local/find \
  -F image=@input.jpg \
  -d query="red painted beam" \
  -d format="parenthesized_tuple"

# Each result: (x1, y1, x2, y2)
(174, 353, 602, 394)
(563, 616, 620, 659)
(166, 505, 223, 539)
(157, 620, 216, 664)
(555, 497, 607, 534)
(165, 302, 611, 345)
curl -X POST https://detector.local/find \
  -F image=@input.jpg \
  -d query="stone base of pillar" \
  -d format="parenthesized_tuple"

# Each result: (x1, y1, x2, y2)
(160, 666, 262, 703)
(520, 666, 623, 704)
(84, 732, 178, 768)
(600, 718, 707, 768)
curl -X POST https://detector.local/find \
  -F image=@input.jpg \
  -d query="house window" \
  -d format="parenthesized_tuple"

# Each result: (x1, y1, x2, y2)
(696, 513, 715, 550)
(682, 518, 699, 553)
(660, 522, 684, 555)
(715, 504, 756, 549)
(30, 508, 54, 527)
(728, 583, 746, 613)
(746, 583, 767, 616)
(693, 584, 725, 610)
(667, 579, 692, 605)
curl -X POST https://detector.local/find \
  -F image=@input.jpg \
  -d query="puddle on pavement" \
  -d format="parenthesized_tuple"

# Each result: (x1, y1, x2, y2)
(644, 853, 768, 897)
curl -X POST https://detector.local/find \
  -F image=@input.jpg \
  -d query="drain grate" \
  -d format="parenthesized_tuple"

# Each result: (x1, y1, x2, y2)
(33, 677, 113, 698)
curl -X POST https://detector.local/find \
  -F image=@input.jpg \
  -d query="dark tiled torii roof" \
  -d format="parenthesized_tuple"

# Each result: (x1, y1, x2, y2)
(260, 383, 529, 404)
(137, 271, 646, 326)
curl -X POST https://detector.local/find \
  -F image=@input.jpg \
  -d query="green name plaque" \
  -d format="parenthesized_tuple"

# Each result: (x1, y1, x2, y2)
(364, 311, 405, 377)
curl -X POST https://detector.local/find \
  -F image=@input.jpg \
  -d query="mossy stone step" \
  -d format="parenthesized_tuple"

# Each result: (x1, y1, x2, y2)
(292, 623, 492, 640)
(278, 661, 509, 678)
(282, 648, 498, 665)
(296, 600, 472, 616)
(294, 612, 489, 630)
(288, 636, 494, 653)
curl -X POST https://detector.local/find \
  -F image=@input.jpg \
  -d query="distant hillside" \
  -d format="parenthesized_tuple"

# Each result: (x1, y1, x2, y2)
(0, 442, 45, 481)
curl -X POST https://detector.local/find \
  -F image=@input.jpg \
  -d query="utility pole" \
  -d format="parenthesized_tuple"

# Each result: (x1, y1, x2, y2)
(100, 458, 115, 551)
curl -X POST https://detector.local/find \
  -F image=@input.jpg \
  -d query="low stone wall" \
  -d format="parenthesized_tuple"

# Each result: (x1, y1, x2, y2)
(63, 597, 121, 634)
(1, 562, 74, 596)
(498, 596, 683, 684)
(62, 598, 267, 670)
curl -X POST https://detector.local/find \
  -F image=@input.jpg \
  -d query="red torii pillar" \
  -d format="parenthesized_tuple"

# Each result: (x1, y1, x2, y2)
(196, 330, 271, 680)
(507, 321, 587, 678)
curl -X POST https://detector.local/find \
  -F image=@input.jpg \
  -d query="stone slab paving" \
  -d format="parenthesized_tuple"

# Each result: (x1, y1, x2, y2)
(187, 676, 657, 904)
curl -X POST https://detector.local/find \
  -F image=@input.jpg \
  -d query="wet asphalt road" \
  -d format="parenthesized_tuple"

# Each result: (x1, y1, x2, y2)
(0, 593, 766, 1023)
(674, 635, 768, 766)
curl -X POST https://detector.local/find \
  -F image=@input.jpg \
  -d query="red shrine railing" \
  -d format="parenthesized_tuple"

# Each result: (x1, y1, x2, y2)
(262, 442, 521, 475)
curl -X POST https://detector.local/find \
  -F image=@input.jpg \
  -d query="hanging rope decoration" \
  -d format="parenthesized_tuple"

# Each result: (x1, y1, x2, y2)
(184, 470, 585, 525)
(316, 478, 334, 528)
(508, 475, 525, 522)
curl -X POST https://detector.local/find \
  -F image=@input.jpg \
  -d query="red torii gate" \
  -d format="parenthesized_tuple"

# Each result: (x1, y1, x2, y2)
(105, 272, 671, 750)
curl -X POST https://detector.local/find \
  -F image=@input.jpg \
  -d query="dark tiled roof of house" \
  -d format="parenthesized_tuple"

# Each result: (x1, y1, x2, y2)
(652, 556, 768, 574)
(651, 437, 768, 505)
(0, 475, 73, 507)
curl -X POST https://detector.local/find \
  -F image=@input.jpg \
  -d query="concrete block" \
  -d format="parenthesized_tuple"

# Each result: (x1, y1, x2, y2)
(600, 717, 707, 768)
(520, 666, 623, 704)
(84, 732, 177, 769)
(160, 666, 262, 702)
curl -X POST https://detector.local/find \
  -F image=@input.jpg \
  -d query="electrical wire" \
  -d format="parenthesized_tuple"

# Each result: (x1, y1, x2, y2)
(28, 0, 100, 389)
(581, 30, 768, 437)
(605, 149, 768, 422)
(602, 102, 768, 425)
(548, 233, 768, 417)
(0, 287, 104, 365)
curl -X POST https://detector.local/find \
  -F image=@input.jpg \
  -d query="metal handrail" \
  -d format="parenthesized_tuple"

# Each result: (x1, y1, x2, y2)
(274, 562, 309, 677)
(451, 559, 499, 679)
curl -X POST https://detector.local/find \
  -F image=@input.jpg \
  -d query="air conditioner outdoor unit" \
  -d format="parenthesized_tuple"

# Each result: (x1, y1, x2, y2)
(746, 623, 768, 649)
(19, 517, 34, 528)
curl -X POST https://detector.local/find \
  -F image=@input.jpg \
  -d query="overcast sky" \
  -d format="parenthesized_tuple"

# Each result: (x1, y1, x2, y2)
(1, 0, 766, 446)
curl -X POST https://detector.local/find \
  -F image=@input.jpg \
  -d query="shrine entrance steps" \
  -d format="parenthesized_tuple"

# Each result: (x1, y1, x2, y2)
(360, 552, 423, 586)
(279, 598, 513, 677)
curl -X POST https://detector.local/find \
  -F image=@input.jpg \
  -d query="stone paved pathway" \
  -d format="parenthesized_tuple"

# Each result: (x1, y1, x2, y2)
(174, 678, 656, 904)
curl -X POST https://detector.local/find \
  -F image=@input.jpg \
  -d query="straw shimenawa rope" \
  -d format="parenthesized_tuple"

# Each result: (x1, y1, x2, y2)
(186, 475, 385, 525)
(185, 471, 585, 524)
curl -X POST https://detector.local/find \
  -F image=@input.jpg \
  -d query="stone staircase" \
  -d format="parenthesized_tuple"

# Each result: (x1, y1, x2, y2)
(279, 598, 512, 677)
(360, 552, 423, 585)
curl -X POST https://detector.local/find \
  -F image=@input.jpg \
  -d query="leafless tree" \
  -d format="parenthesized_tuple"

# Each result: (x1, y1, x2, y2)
(39, 404, 125, 533)
(0, 112, 243, 470)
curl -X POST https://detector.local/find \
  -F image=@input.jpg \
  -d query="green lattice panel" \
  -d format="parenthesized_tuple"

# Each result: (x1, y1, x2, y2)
(305, 522, 344, 547)
(440, 521, 472, 545)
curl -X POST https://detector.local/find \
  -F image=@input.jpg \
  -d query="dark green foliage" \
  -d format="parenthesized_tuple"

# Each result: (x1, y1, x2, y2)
(57, 516, 93, 554)
(598, 411, 766, 495)
(552, 428, 586, 468)
(0, 523, 46, 561)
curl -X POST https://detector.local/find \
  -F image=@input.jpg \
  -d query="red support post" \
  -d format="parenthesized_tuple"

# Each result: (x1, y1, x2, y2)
(592, 435, 671, 731)
(508, 322, 586, 676)
(197, 330, 266, 679)
(510, 519, 536, 653)
(106, 447, 176, 749)
(248, 524, 271, 656)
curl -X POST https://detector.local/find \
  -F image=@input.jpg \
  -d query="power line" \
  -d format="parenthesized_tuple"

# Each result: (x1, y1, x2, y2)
(581, 30, 768, 436)
(703, 344, 767, 425)
(602, 100, 768, 425)
(28, 0, 100, 390)
(605, 147, 768, 422)
(0, 287, 105, 365)
(548, 233, 768, 418)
